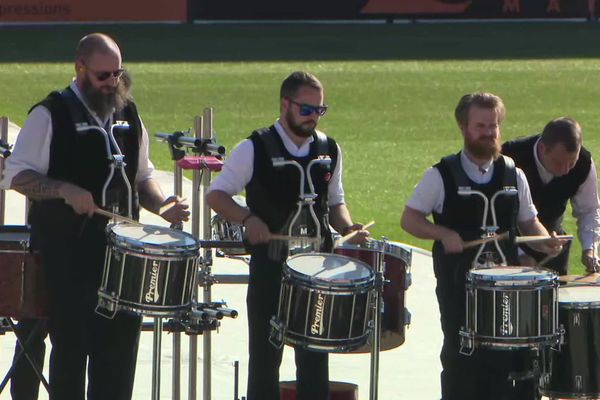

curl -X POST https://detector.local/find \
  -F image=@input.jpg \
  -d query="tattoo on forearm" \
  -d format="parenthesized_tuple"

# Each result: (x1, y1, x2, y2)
(11, 171, 62, 200)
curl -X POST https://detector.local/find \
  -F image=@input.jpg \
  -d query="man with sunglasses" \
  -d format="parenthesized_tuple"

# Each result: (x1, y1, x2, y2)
(207, 71, 369, 400)
(2, 33, 188, 399)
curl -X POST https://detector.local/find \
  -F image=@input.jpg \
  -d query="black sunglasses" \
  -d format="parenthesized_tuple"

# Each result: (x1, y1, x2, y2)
(86, 66, 125, 82)
(287, 98, 328, 117)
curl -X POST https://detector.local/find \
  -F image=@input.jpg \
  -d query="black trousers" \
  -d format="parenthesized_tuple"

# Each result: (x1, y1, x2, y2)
(436, 278, 537, 400)
(246, 254, 328, 400)
(11, 319, 48, 400)
(36, 218, 142, 400)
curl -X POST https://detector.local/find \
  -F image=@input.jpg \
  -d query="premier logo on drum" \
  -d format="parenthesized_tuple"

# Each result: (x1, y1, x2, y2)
(145, 261, 161, 303)
(311, 293, 326, 335)
(500, 293, 513, 336)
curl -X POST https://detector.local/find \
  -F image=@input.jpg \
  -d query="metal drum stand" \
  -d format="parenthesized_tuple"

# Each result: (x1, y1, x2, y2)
(156, 108, 237, 400)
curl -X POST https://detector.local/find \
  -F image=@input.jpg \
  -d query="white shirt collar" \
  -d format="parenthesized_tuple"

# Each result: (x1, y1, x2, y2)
(274, 120, 315, 157)
(460, 150, 495, 184)
(69, 80, 113, 128)
(533, 137, 554, 184)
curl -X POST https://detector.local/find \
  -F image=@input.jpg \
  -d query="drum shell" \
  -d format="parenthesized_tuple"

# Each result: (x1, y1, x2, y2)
(97, 223, 200, 317)
(0, 226, 48, 319)
(464, 267, 559, 349)
(275, 253, 375, 352)
(280, 381, 358, 400)
(334, 241, 411, 352)
(540, 287, 600, 398)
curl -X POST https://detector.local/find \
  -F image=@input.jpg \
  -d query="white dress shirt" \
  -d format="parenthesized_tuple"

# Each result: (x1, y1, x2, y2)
(1, 81, 154, 189)
(208, 120, 345, 205)
(406, 151, 538, 222)
(532, 138, 600, 250)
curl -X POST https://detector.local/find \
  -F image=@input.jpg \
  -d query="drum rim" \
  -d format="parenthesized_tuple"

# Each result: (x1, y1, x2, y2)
(334, 240, 412, 264)
(108, 244, 199, 258)
(279, 329, 371, 353)
(285, 252, 375, 286)
(107, 222, 200, 253)
(469, 266, 558, 282)
(97, 293, 192, 317)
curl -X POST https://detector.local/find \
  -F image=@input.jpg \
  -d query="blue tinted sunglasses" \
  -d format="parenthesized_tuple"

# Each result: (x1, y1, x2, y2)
(287, 98, 328, 117)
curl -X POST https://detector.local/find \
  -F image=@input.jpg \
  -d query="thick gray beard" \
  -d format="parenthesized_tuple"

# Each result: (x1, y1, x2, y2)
(81, 78, 131, 119)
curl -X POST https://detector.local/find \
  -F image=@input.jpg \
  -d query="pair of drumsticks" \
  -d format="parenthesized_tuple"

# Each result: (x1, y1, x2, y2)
(97, 208, 375, 245)
(463, 232, 574, 249)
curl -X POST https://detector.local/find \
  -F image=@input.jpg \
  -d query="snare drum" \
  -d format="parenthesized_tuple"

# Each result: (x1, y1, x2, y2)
(460, 266, 559, 350)
(0, 225, 47, 319)
(334, 240, 412, 351)
(271, 253, 375, 352)
(97, 223, 200, 318)
(540, 285, 600, 399)
(211, 195, 247, 256)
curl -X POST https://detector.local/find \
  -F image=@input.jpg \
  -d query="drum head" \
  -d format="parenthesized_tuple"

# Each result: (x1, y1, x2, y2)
(286, 253, 373, 285)
(109, 223, 199, 254)
(559, 285, 600, 307)
(470, 266, 556, 283)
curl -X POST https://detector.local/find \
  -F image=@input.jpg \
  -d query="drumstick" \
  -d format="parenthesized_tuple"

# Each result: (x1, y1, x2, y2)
(95, 208, 145, 227)
(463, 231, 510, 249)
(559, 272, 600, 284)
(336, 220, 375, 246)
(515, 235, 573, 244)
(159, 197, 188, 215)
(269, 234, 321, 244)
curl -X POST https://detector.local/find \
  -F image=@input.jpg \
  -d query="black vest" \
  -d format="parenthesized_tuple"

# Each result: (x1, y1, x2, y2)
(29, 87, 142, 236)
(502, 134, 591, 232)
(245, 125, 338, 260)
(432, 153, 520, 281)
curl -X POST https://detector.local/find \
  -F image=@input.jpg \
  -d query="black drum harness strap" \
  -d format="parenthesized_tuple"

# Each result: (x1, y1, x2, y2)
(443, 153, 518, 268)
(259, 130, 332, 256)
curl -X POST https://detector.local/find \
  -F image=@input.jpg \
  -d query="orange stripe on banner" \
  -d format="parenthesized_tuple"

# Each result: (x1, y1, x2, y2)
(0, 0, 187, 23)
(361, 0, 469, 14)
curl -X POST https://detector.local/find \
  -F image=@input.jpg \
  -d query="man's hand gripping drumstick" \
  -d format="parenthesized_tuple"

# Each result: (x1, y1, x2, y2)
(336, 220, 375, 246)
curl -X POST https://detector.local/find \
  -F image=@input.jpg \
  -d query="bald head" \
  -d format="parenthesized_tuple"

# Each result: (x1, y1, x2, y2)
(76, 33, 121, 64)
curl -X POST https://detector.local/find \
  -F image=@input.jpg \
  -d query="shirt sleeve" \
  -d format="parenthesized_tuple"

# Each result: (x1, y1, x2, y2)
(516, 168, 538, 222)
(0, 105, 52, 189)
(327, 143, 345, 206)
(406, 167, 445, 215)
(134, 118, 155, 185)
(571, 158, 600, 249)
(207, 139, 254, 196)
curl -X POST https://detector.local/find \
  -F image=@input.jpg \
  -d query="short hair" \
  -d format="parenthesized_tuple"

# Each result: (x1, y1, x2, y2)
(454, 92, 506, 127)
(540, 117, 582, 153)
(75, 33, 120, 63)
(280, 71, 323, 99)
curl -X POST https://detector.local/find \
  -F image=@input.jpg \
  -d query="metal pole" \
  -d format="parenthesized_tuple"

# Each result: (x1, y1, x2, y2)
(0, 116, 8, 225)
(201, 107, 214, 400)
(173, 162, 184, 400)
(189, 115, 203, 400)
(152, 318, 163, 400)
(233, 361, 239, 400)
(369, 251, 384, 400)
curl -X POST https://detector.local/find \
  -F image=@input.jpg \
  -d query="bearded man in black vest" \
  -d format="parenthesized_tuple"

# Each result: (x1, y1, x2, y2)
(502, 117, 600, 275)
(2, 33, 189, 399)
(401, 92, 563, 400)
(207, 71, 369, 400)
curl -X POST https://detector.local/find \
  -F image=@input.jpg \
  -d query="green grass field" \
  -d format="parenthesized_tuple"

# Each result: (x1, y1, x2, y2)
(1, 22, 600, 273)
